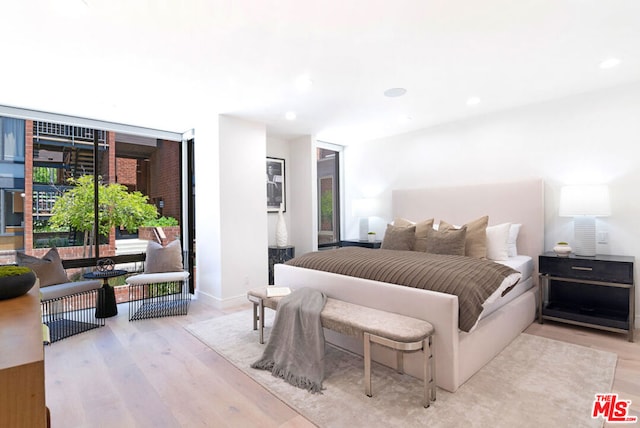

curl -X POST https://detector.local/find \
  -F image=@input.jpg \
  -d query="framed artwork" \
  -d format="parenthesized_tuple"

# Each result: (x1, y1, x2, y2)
(267, 157, 285, 212)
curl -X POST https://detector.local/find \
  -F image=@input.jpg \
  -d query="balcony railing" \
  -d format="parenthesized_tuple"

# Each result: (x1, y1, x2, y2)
(33, 121, 107, 147)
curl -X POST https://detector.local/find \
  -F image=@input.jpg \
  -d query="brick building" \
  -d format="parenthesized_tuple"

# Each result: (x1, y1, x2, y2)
(0, 117, 182, 264)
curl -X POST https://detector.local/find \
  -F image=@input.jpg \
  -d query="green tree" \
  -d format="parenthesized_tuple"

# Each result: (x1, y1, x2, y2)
(320, 190, 333, 231)
(49, 175, 158, 257)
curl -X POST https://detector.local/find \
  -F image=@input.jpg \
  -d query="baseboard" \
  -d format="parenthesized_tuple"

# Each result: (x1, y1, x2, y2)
(194, 290, 249, 310)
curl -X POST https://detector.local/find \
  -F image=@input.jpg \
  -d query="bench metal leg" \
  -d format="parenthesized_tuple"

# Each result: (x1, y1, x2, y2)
(252, 302, 258, 331)
(258, 299, 264, 344)
(364, 332, 435, 408)
(364, 332, 372, 398)
(247, 295, 266, 344)
(424, 335, 436, 407)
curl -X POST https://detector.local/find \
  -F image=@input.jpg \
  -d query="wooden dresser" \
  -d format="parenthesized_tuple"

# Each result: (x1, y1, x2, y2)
(0, 282, 47, 427)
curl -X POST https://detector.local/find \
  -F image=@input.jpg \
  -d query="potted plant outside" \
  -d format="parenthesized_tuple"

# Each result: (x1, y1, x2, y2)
(138, 216, 180, 243)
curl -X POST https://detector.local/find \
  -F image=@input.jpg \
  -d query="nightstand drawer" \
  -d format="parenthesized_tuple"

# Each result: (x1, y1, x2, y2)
(539, 256, 633, 284)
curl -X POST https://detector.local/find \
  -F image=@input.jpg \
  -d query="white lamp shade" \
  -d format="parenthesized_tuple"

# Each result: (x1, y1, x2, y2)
(559, 185, 611, 217)
(352, 198, 380, 218)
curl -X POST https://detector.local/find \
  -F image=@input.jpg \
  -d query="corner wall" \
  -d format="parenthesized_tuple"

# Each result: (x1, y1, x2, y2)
(195, 115, 268, 308)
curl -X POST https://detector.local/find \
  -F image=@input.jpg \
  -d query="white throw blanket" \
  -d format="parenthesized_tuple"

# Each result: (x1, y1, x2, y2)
(251, 287, 327, 393)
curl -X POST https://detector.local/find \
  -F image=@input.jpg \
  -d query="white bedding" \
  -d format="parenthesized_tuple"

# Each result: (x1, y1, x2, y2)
(485, 255, 534, 305)
(471, 256, 534, 330)
(496, 255, 534, 280)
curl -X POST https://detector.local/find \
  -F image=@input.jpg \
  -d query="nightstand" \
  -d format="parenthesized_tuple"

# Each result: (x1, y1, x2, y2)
(340, 239, 382, 249)
(538, 252, 635, 341)
(268, 246, 295, 285)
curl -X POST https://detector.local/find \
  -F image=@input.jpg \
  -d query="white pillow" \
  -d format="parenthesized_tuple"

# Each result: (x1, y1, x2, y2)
(507, 224, 521, 257)
(486, 223, 511, 261)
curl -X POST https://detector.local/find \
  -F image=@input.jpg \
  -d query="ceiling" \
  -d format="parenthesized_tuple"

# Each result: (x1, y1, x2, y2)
(1, 1, 640, 144)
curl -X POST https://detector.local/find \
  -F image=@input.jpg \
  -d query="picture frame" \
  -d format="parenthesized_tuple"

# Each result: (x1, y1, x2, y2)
(266, 157, 286, 212)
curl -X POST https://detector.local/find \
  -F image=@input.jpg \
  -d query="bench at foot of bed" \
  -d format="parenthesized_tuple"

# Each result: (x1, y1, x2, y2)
(247, 287, 436, 407)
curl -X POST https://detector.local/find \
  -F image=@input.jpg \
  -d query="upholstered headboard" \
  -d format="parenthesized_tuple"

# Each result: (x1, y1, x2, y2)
(392, 179, 544, 264)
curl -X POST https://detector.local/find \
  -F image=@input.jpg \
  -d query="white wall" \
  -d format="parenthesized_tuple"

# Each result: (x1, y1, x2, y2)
(344, 81, 640, 326)
(193, 116, 222, 306)
(289, 135, 318, 256)
(195, 115, 268, 308)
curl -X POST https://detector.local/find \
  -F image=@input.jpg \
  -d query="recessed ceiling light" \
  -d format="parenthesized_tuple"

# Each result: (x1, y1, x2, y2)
(466, 97, 481, 106)
(285, 111, 297, 120)
(599, 58, 621, 69)
(384, 88, 407, 98)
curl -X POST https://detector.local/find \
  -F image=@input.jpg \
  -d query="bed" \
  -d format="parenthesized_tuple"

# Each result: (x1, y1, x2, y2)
(274, 179, 544, 392)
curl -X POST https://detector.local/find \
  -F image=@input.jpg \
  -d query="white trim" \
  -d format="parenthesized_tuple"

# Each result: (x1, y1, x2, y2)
(0, 104, 183, 141)
(181, 130, 194, 269)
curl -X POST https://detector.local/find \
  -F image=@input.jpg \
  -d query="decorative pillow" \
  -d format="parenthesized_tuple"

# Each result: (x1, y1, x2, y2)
(486, 223, 512, 261)
(438, 216, 488, 259)
(393, 218, 435, 252)
(392, 218, 414, 227)
(145, 240, 184, 273)
(380, 224, 416, 251)
(16, 247, 69, 287)
(425, 226, 467, 256)
(507, 224, 522, 257)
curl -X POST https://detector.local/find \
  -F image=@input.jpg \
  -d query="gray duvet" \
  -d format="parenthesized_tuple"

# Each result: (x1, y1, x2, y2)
(284, 247, 519, 332)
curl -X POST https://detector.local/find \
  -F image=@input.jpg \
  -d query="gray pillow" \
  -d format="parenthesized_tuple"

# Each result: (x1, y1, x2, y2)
(16, 247, 69, 287)
(393, 218, 435, 252)
(425, 226, 467, 256)
(439, 216, 488, 258)
(380, 224, 416, 251)
(145, 240, 183, 273)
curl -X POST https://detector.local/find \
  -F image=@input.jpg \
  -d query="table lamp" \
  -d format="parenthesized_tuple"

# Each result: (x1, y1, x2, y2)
(559, 185, 611, 257)
(352, 198, 380, 241)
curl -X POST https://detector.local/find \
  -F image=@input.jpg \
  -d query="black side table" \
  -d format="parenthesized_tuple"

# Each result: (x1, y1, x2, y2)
(340, 239, 382, 249)
(268, 246, 295, 285)
(538, 252, 635, 341)
(83, 270, 128, 318)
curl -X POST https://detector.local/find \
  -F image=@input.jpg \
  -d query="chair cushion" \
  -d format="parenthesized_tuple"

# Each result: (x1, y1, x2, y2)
(40, 279, 103, 301)
(144, 240, 183, 273)
(126, 271, 189, 285)
(16, 247, 69, 287)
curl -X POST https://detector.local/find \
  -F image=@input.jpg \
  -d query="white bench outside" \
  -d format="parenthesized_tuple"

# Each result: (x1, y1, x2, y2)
(247, 287, 436, 407)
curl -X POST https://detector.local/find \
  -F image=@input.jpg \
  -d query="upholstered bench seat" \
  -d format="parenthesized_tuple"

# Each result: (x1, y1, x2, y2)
(247, 287, 436, 407)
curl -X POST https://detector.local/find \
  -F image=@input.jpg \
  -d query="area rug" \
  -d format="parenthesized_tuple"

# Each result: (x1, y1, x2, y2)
(186, 310, 617, 428)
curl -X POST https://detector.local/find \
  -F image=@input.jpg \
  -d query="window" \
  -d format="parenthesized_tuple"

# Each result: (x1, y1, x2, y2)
(317, 143, 342, 248)
(29, 122, 185, 261)
(0, 117, 25, 256)
(0, 106, 195, 294)
(1, 117, 25, 162)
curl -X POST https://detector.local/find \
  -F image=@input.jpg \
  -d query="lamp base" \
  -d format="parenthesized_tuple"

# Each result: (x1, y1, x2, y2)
(359, 217, 370, 241)
(573, 216, 596, 257)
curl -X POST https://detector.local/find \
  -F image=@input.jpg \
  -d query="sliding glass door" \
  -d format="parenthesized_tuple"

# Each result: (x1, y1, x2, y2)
(0, 106, 195, 291)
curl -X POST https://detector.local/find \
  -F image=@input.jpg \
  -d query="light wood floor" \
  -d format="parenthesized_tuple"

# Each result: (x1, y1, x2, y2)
(44, 300, 639, 428)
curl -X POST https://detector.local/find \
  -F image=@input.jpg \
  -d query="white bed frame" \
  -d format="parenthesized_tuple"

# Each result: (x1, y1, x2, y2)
(275, 179, 544, 392)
